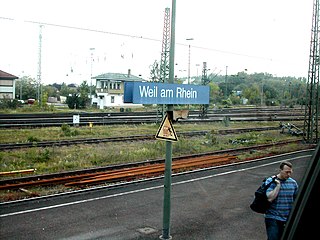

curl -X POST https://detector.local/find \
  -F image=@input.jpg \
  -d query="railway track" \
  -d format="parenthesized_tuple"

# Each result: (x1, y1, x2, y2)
(0, 154, 237, 190)
(0, 126, 281, 150)
(0, 139, 311, 193)
(0, 107, 305, 128)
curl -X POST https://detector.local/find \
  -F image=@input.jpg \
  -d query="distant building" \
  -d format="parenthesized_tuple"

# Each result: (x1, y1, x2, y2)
(0, 70, 18, 99)
(60, 96, 67, 103)
(92, 69, 145, 109)
(47, 97, 58, 103)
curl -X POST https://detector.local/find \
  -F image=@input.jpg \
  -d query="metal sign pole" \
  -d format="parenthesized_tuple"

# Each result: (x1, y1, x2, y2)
(161, 139, 173, 240)
(160, 0, 176, 239)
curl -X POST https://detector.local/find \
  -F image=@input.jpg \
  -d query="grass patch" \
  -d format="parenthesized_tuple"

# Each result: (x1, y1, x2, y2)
(0, 121, 290, 144)
(0, 122, 309, 202)
(0, 128, 302, 177)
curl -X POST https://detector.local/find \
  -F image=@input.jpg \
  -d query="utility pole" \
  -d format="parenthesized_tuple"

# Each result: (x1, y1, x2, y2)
(160, 1, 176, 239)
(20, 80, 22, 100)
(186, 38, 194, 84)
(225, 65, 228, 98)
(199, 62, 210, 118)
(261, 84, 264, 106)
(89, 47, 95, 106)
(19, 71, 25, 101)
(303, 0, 320, 143)
(37, 25, 43, 106)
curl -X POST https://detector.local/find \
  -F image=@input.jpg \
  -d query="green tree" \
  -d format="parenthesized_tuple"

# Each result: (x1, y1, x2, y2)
(149, 60, 160, 82)
(243, 84, 260, 105)
(208, 82, 220, 104)
(65, 81, 90, 109)
(60, 82, 77, 97)
(43, 85, 59, 98)
(15, 76, 38, 100)
(78, 81, 90, 108)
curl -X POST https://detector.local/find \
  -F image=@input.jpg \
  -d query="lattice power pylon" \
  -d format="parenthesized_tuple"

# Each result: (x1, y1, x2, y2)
(199, 62, 210, 118)
(160, 7, 171, 83)
(157, 8, 171, 119)
(304, 0, 320, 143)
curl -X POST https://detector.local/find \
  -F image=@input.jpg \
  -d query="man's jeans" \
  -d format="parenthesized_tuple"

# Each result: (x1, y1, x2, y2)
(265, 218, 286, 240)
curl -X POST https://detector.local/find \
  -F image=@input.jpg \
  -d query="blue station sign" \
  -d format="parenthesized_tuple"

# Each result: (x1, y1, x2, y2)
(124, 82, 210, 105)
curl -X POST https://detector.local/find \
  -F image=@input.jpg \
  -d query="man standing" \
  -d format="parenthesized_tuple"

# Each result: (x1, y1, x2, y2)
(265, 161, 298, 240)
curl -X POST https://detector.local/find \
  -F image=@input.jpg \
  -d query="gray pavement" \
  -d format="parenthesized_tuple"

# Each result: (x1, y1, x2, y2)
(0, 149, 314, 240)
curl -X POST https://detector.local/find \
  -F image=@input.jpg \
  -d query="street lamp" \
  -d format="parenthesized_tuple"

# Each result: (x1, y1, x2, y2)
(225, 66, 228, 98)
(196, 63, 200, 79)
(19, 71, 24, 100)
(89, 47, 95, 105)
(186, 38, 194, 84)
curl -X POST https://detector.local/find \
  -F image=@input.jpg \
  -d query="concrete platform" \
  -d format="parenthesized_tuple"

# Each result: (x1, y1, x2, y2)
(0, 149, 314, 239)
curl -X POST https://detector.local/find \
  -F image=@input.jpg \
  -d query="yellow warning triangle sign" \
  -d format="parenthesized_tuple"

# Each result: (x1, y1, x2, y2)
(155, 113, 178, 142)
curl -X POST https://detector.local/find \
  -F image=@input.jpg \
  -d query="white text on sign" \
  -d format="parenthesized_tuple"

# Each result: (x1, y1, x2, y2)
(139, 85, 198, 99)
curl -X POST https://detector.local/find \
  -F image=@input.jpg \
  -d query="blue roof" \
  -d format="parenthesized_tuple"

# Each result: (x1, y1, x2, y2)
(93, 72, 145, 82)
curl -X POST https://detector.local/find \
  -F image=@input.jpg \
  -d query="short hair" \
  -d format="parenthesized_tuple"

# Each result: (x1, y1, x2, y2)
(280, 161, 292, 170)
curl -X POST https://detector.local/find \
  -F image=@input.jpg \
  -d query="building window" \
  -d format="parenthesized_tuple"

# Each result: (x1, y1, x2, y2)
(111, 96, 115, 103)
(108, 81, 121, 90)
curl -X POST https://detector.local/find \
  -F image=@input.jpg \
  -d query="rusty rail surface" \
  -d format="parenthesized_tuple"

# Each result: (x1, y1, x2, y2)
(0, 169, 36, 177)
(65, 154, 236, 187)
(0, 154, 236, 190)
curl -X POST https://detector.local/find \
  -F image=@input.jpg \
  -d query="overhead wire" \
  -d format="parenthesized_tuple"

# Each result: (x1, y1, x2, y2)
(0, 16, 271, 61)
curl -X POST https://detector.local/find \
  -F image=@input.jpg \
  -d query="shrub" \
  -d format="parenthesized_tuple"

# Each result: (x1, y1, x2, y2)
(27, 136, 40, 142)
(60, 123, 79, 137)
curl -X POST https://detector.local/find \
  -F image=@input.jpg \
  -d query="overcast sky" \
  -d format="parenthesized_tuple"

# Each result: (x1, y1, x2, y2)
(0, 0, 314, 85)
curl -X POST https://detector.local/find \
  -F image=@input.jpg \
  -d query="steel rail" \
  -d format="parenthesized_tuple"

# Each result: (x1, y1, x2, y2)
(0, 108, 305, 128)
(0, 154, 236, 190)
(65, 155, 237, 187)
(0, 117, 305, 129)
(0, 126, 283, 150)
(0, 139, 312, 191)
(0, 107, 304, 119)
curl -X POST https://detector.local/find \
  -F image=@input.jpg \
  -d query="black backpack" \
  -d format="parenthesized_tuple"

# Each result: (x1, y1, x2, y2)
(250, 176, 276, 214)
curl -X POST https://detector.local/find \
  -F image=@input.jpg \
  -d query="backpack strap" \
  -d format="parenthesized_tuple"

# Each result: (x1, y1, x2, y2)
(264, 176, 277, 189)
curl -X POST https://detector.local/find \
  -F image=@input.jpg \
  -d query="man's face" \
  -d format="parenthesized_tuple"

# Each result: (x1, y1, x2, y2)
(280, 165, 293, 179)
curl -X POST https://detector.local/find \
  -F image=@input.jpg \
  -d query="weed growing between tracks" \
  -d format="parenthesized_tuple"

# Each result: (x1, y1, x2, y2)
(1, 129, 302, 176)
(0, 141, 309, 202)
(0, 122, 287, 144)
(0, 122, 307, 202)
(0, 123, 160, 144)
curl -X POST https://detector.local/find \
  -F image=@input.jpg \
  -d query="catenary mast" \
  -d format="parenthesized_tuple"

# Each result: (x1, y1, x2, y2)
(160, 7, 171, 84)
(158, 8, 171, 118)
(199, 62, 210, 118)
(304, 0, 320, 143)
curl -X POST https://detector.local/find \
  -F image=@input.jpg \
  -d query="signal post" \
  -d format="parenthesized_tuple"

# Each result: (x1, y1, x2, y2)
(124, 1, 209, 238)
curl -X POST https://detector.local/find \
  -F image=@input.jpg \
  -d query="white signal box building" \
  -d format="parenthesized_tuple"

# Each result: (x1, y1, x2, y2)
(92, 70, 145, 109)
